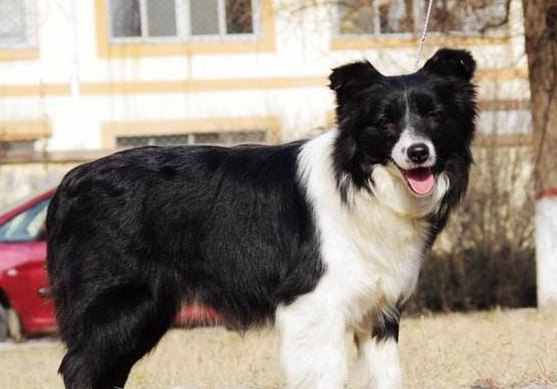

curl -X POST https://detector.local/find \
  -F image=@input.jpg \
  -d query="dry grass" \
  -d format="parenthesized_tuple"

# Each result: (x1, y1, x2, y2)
(0, 309, 556, 389)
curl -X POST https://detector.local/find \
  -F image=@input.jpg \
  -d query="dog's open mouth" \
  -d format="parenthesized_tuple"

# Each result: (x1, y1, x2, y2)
(400, 167, 435, 196)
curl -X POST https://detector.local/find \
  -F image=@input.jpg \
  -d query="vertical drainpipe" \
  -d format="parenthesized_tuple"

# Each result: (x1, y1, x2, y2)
(69, 0, 84, 150)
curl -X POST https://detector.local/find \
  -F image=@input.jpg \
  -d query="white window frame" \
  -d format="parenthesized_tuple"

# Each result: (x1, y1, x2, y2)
(107, 0, 260, 44)
(0, 0, 37, 48)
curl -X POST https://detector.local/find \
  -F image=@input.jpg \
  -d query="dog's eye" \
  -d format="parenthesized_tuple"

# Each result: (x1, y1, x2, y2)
(426, 111, 442, 123)
(379, 119, 395, 131)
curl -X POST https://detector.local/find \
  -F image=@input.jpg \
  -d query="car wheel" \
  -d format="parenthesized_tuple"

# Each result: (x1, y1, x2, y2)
(7, 309, 23, 342)
(0, 305, 8, 342)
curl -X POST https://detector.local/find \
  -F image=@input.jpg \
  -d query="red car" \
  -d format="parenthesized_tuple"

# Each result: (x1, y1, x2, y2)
(0, 189, 220, 342)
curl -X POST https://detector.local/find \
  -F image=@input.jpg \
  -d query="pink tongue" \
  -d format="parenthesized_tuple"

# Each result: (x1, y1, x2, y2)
(403, 168, 435, 195)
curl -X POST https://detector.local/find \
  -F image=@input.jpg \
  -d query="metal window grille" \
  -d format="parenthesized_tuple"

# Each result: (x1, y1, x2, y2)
(0, 0, 35, 47)
(115, 130, 268, 148)
(337, 0, 508, 36)
(108, 0, 255, 41)
(0, 140, 35, 157)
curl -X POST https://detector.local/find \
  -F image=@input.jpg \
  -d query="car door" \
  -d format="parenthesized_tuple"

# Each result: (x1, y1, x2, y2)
(0, 198, 55, 333)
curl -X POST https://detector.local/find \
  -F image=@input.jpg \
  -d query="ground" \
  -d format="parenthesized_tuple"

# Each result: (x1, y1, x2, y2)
(0, 309, 556, 389)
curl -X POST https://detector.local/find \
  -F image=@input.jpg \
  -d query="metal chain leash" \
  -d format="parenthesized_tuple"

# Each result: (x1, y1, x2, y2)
(414, 0, 435, 70)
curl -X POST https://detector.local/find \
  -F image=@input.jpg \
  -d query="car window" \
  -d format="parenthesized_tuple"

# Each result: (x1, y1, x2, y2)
(0, 199, 50, 243)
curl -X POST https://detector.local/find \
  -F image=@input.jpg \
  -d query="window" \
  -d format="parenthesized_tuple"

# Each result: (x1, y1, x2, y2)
(0, 199, 50, 243)
(116, 130, 268, 148)
(108, 0, 255, 41)
(225, 0, 254, 34)
(339, 0, 414, 35)
(337, 0, 508, 36)
(0, 0, 34, 47)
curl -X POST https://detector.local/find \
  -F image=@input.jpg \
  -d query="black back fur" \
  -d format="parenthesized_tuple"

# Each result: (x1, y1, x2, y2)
(47, 143, 323, 388)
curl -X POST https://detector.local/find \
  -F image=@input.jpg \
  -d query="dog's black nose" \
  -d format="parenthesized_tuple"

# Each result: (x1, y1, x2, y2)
(407, 143, 430, 164)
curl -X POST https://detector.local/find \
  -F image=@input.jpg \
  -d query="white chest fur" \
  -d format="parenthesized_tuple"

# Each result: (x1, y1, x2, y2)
(297, 131, 448, 327)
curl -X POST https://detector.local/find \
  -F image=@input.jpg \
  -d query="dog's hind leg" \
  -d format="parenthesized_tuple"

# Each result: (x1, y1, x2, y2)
(58, 283, 178, 389)
(275, 298, 348, 389)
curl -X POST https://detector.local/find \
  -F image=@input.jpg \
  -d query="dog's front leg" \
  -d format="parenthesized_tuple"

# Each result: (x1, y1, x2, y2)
(276, 298, 348, 389)
(353, 308, 403, 389)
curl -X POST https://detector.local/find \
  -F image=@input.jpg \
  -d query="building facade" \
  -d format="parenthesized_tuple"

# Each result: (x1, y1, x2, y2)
(0, 0, 531, 158)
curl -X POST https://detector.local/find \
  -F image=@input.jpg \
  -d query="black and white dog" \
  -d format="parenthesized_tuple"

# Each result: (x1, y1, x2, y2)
(46, 48, 477, 389)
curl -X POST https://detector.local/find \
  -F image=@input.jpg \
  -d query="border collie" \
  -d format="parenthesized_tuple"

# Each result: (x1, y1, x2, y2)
(47, 48, 477, 389)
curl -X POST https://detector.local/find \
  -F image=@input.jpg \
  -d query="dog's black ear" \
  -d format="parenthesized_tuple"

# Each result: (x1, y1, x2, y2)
(329, 61, 383, 97)
(421, 48, 476, 81)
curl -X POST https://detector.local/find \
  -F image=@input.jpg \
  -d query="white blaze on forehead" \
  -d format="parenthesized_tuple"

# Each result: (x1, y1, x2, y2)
(391, 129, 436, 170)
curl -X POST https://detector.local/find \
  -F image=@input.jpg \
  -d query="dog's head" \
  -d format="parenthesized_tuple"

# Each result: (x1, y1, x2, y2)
(330, 48, 477, 219)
